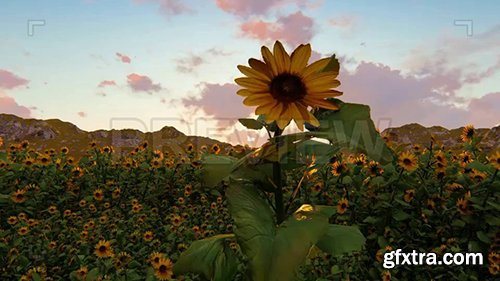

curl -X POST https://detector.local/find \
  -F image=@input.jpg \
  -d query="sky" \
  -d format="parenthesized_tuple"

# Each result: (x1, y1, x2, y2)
(1, 0, 499, 145)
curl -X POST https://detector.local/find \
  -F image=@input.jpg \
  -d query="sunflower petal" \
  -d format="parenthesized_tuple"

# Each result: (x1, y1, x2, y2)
(309, 89, 343, 98)
(261, 46, 279, 76)
(302, 58, 331, 78)
(235, 77, 269, 91)
(276, 105, 292, 129)
(303, 97, 339, 110)
(255, 100, 278, 115)
(264, 102, 284, 123)
(237, 89, 253, 96)
(290, 44, 311, 74)
(243, 94, 273, 106)
(237, 65, 271, 82)
(305, 72, 341, 90)
(289, 103, 305, 131)
(273, 41, 291, 73)
(249, 58, 272, 79)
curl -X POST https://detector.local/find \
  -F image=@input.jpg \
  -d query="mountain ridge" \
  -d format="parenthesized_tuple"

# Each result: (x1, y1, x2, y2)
(0, 114, 498, 159)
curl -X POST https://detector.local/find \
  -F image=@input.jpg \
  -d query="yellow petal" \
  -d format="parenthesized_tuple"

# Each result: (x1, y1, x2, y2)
(261, 46, 279, 76)
(309, 89, 343, 98)
(302, 58, 331, 78)
(243, 94, 273, 106)
(305, 73, 341, 90)
(255, 100, 278, 115)
(265, 102, 284, 123)
(290, 44, 311, 74)
(289, 103, 305, 131)
(303, 97, 339, 110)
(276, 105, 292, 129)
(237, 65, 271, 82)
(273, 41, 291, 73)
(237, 89, 253, 96)
(249, 58, 272, 79)
(235, 77, 269, 91)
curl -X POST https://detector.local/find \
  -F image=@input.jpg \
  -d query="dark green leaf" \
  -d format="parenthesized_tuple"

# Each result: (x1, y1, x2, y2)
(316, 225, 365, 256)
(173, 234, 238, 281)
(239, 118, 264, 130)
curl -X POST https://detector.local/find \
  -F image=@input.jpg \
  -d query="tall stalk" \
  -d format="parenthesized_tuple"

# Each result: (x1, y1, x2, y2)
(273, 127, 285, 224)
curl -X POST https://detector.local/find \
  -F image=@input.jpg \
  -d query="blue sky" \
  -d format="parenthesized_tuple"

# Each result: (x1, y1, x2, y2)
(1, 0, 499, 144)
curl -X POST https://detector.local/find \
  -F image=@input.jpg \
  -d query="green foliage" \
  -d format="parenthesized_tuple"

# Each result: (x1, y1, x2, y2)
(174, 234, 238, 280)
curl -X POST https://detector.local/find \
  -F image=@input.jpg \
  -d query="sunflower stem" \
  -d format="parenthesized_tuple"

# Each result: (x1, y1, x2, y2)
(273, 128, 285, 224)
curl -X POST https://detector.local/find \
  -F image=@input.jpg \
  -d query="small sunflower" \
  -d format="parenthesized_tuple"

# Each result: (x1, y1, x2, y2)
(149, 252, 164, 268)
(331, 161, 347, 177)
(311, 182, 323, 193)
(458, 151, 473, 167)
(235, 41, 342, 130)
(11, 189, 27, 203)
(461, 125, 475, 142)
(151, 158, 162, 169)
(470, 169, 487, 182)
(366, 160, 383, 177)
(112, 188, 121, 198)
(94, 240, 113, 258)
(447, 182, 463, 191)
(488, 251, 500, 264)
(18, 226, 29, 236)
(7, 216, 18, 225)
(403, 189, 415, 203)
(487, 151, 500, 170)
(489, 263, 499, 275)
(398, 151, 418, 171)
(337, 198, 349, 214)
(381, 270, 391, 281)
(143, 231, 154, 242)
(24, 157, 35, 167)
(211, 143, 221, 154)
(61, 146, 69, 154)
(154, 257, 174, 280)
(456, 198, 471, 215)
(75, 266, 88, 280)
(171, 215, 182, 227)
(93, 188, 104, 201)
(38, 154, 51, 166)
(48, 205, 58, 214)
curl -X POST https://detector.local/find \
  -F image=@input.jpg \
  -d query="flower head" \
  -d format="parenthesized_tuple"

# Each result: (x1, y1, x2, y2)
(236, 41, 342, 130)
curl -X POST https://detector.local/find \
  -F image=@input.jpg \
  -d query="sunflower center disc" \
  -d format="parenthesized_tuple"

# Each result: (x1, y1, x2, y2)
(270, 73, 306, 103)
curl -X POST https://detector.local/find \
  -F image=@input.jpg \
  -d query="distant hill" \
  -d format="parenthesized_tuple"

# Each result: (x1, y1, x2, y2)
(381, 123, 499, 153)
(0, 114, 239, 159)
(0, 114, 498, 160)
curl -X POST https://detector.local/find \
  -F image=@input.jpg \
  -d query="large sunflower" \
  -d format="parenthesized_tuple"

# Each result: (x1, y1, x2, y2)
(235, 41, 342, 130)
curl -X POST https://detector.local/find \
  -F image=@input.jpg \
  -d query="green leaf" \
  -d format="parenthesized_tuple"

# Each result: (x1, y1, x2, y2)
(226, 180, 276, 281)
(321, 54, 340, 74)
(239, 118, 264, 130)
(173, 234, 238, 281)
(86, 268, 99, 281)
(316, 225, 365, 256)
(268, 204, 333, 281)
(226, 180, 336, 281)
(313, 101, 394, 164)
(393, 210, 411, 221)
(476, 231, 491, 244)
(201, 154, 238, 187)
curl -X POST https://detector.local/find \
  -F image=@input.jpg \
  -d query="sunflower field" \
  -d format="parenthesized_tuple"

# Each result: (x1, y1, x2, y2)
(1, 41, 499, 281)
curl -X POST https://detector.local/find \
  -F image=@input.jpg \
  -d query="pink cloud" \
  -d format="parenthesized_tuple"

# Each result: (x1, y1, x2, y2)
(240, 11, 315, 46)
(175, 54, 204, 73)
(182, 83, 253, 126)
(126, 73, 162, 93)
(77, 111, 87, 118)
(215, 0, 311, 17)
(0, 96, 31, 118)
(116, 52, 131, 64)
(328, 15, 357, 30)
(98, 80, 117, 87)
(467, 92, 500, 126)
(133, 0, 193, 17)
(0, 70, 29, 90)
